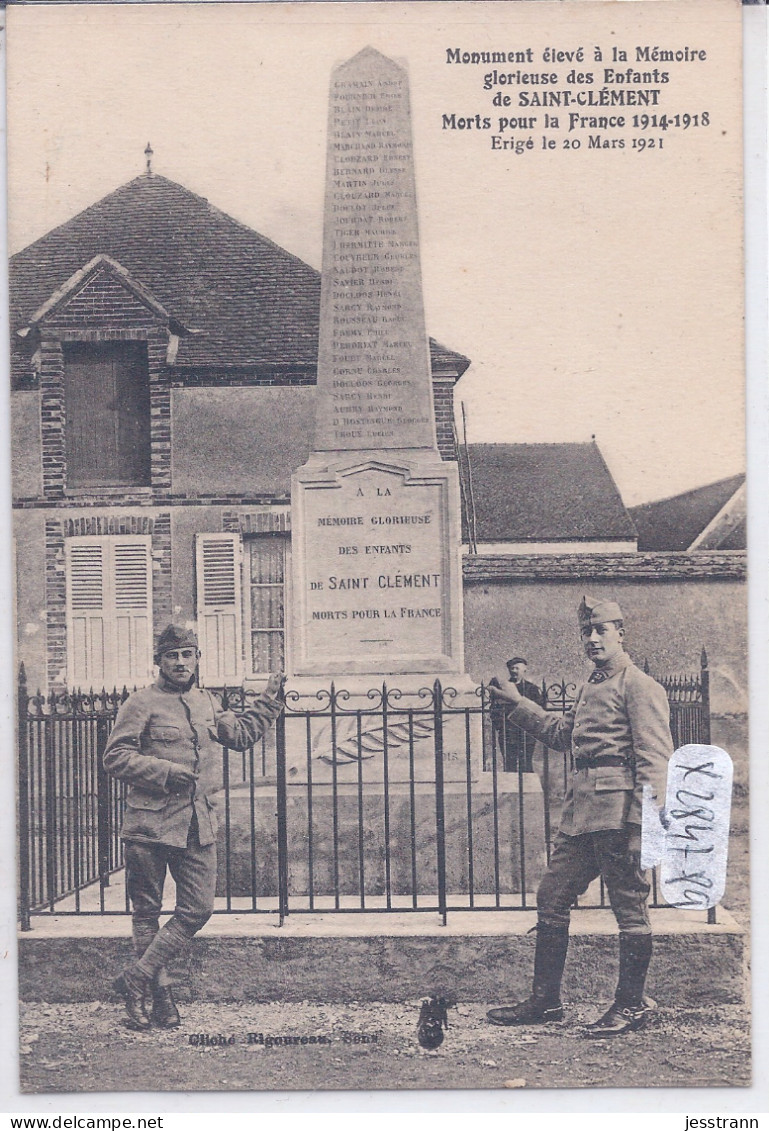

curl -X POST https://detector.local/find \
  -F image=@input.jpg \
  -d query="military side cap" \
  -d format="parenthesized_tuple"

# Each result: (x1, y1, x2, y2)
(155, 623, 199, 658)
(578, 596, 624, 626)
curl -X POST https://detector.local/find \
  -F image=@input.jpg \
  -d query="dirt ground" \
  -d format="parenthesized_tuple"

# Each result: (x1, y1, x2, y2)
(19, 998, 750, 1095)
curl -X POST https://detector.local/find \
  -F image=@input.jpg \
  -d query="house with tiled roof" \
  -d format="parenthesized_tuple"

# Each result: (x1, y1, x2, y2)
(458, 443, 637, 554)
(10, 171, 472, 692)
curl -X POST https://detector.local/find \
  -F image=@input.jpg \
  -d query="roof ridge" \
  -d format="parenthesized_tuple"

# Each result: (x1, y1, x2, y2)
(467, 440, 595, 450)
(12, 172, 323, 279)
(201, 197, 321, 278)
(10, 173, 159, 264)
(427, 337, 470, 364)
(629, 472, 746, 511)
(10, 170, 472, 373)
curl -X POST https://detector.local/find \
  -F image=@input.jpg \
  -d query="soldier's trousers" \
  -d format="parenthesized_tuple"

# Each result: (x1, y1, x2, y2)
(125, 815, 217, 974)
(537, 829, 651, 935)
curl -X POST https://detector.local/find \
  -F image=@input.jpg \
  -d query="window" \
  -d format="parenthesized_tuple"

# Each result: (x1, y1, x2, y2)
(194, 531, 287, 685)
(247, 536, 286, 674)
(195, 533, 243, 686)
(65, 536, 153, 688)
(64, 341, 151, 488)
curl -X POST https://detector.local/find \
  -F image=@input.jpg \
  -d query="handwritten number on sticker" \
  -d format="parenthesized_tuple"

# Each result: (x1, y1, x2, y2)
(653, 745, 733, 910)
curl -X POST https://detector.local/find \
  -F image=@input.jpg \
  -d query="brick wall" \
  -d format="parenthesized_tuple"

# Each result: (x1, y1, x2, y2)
(36, 266, 171, 500)
(432, 374, 458, 461)
(44, 520, 67, 686)
(43, 267, 157, 332)
(152, 512, 173, 628)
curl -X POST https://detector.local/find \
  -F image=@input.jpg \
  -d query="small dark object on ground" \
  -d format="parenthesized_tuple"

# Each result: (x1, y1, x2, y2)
(417, 996, 449, 1049)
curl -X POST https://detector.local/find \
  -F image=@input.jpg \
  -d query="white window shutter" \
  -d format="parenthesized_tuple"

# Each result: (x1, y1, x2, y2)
(112, 539, 153, 688)
(66, 536, 152, 689)
(66, 539, 107, 688)
(195, 533, 243, 686)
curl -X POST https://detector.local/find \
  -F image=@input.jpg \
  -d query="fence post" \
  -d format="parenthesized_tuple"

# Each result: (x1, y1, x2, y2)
(96, 713, 112, 894)
(17, 665, 32, 931)
(275, 709, 289, 926)
(44, 697, 57, 912)
(432, 680, 447, 926)
(700, 648, 711, 745)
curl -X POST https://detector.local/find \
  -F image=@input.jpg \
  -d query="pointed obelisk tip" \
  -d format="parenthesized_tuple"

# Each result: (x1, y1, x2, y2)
(334, 45, 406, 76)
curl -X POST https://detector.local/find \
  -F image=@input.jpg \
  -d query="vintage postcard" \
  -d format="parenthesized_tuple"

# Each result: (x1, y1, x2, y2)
(4, 0, 760, 1106)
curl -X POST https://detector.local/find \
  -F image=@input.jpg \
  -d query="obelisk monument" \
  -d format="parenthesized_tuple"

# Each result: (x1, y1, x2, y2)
(291, 47, 464, 679)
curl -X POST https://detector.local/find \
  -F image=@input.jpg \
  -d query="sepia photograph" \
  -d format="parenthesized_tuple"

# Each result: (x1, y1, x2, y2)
(4, 0, 757, 1105)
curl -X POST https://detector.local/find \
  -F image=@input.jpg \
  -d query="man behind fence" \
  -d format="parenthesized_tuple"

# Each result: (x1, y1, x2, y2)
(490, 656, 543, 772)
(104, 624, 285, 1032)
(486, 597, 672, 1038)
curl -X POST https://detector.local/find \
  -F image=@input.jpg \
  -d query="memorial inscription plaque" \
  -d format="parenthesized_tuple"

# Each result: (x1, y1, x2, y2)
(293, 462, 456, 673)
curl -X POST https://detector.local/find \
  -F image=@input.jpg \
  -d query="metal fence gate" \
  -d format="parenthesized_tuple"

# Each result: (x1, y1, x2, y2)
(17, 651, 711, 927)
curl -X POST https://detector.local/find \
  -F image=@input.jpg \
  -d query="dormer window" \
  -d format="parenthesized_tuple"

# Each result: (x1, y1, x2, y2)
(64, 341, 151, 488)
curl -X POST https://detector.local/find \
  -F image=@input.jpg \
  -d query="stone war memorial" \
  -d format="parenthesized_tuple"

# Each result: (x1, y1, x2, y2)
(221, 48, 546, 904)
(292, 46, 463, 683)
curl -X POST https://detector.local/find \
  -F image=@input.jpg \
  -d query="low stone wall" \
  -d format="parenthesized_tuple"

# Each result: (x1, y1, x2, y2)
(17, 908, 746, 1006)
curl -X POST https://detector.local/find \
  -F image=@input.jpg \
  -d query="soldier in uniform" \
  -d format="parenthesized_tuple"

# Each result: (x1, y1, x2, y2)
(486, 598, 672, 1037)
(105, 624, 285, 1031)
(489, 656, 543, 772)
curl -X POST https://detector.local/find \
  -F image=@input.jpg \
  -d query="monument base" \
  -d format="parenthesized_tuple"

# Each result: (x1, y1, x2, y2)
(249, 671, 483, 783)
(221, 672, 548, 901)
(216, 774, 547, 900)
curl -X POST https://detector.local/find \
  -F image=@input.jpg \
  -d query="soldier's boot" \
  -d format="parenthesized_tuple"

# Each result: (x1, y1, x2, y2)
(487, 924, 569, 1026)
(113, 967, 153, 1031)
(585, 933, 655, 1038)
(151, 980, 182, 1029)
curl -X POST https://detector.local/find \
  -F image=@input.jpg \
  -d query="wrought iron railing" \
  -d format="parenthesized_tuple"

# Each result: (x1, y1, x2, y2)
(17, 652, 711, 927)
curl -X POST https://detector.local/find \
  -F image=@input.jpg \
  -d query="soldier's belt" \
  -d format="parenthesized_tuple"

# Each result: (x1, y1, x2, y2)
(573, 755, 629, 772)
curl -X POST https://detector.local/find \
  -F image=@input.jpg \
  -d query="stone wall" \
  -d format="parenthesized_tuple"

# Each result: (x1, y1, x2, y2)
(462, 560, 747, 715)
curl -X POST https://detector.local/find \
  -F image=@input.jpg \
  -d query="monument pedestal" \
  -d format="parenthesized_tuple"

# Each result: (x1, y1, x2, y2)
(280, 670, 480, 784)
(219, 672, 549, 902)
(216, 775, 547, 901)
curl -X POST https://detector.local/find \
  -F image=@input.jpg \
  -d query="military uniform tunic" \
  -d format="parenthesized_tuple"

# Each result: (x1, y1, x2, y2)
(509, 651, 671, 832)
(105, 678, 283, 848)
(508, 650, 673, 933)
(105, 676, 284, 946)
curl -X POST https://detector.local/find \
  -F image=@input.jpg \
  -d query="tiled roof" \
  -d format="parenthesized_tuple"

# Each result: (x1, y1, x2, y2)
(10, 173, 470, 378)
(629, 474, 746, 551)
(461, 442, 637, 543)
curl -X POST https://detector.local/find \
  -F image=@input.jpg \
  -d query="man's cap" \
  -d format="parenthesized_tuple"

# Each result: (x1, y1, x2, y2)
(155, 623, 199, 659)
(578, 597, 624, 626)
(506, 656, 528, 667)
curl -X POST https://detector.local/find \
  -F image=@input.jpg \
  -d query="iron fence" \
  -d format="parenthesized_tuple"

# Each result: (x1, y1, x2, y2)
(17, 651, 711, 928)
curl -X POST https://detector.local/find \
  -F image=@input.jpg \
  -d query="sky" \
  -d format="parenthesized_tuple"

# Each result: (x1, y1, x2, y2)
(5, 0, 746, 506)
